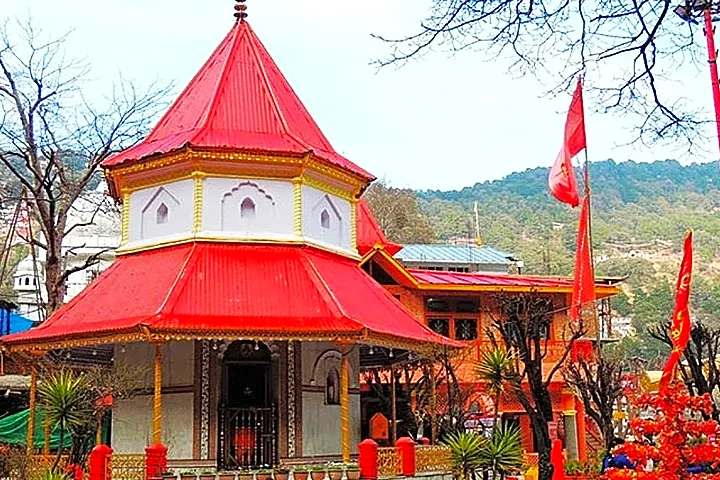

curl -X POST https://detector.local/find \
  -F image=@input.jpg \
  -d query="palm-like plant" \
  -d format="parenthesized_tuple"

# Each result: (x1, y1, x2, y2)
(38, 369, 94, 470)
(443, 431, 487, 480)
(475, 348, 519, 431)
(479, 423, 523, 479)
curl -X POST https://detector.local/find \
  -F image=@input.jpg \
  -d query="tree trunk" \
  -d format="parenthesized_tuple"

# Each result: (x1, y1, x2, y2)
(530, 413, 553, 480)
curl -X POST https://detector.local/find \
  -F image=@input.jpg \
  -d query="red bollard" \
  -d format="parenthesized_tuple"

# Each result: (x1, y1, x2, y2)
(359, 438, 379, 480)
(396, 437, 416, 477)
(551, 438, 565, 480)
(88, 444, 112, 480)
(145, 443, 168, 480)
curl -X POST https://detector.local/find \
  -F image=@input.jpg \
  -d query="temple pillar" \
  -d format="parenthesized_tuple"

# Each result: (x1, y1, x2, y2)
(563, 410, 579, 460)
(26, 361, 38, 455)
(340, 345, 350, 462)
(390, 367, 397, 444)
(145, 341, 167, 478)
(152, 342, 164, 445)
(429, 363, 436, 443)
(576, 397, 587, 461)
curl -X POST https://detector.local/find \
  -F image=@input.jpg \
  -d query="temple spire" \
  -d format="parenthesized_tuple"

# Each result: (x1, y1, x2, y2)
(234, 0, 248, 22)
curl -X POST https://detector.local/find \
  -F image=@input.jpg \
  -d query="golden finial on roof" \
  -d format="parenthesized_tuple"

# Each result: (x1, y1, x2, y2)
(234, 0, 248, 22)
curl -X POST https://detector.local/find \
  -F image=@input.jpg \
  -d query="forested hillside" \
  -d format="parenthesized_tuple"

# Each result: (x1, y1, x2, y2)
(367, 159, 720, 366)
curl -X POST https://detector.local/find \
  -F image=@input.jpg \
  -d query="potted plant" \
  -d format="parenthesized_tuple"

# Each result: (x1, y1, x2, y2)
(256, 469, 273, 480)
(345, 463, 360, 480)
(327, 465, 343, 480)
(160, 472, 177, 480)
(292, 467, 309, 480)
(218, 472, 237, 480)
(274, 467, 290, 480)
(309, 465, 326, 480)
(180, 472, 198, 480)
(199, 471, 217, 480)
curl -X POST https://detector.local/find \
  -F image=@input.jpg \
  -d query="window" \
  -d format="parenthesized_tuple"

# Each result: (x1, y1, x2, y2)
(240, 197, 256, 219)
(326, 367, 340, 405)
(24, 277, 29, 286)
(156, 203, 168, 224)
(448, 266, 470, 273)
(320, 209, 330, 229)
(429, 318, 450, 337)
(426, 298, 481, 341)
(454, 319, 478, 340)
(426, 299, 451, 313)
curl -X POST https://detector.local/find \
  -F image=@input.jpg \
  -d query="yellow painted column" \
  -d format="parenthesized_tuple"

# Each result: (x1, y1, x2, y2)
(121, 191, 130, 244)
(192, 172, 205, 234)
(350, 199, 357, 252)
(340, 347, 350, 462)
(153, 342, 164, 445)
(293, 177, 303, 237)
(390, 367, 397, 444)
(26, 363, 37, 455)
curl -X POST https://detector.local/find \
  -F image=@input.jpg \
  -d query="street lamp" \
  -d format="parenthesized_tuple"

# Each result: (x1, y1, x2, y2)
(675, 1, 720, 155)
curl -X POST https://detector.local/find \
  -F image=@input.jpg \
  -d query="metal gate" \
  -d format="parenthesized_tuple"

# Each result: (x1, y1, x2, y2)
(219, 405, 277, 469)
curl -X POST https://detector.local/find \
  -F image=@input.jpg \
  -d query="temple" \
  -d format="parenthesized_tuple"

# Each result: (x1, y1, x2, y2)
(0, 9, 458, 474)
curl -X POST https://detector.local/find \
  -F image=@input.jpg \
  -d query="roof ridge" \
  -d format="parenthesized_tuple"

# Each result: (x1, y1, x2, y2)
(151, 243, 199, 322)
(191, 22, 246, 143)
(299, 247, 365, 330)
(244, 24, 314, 152)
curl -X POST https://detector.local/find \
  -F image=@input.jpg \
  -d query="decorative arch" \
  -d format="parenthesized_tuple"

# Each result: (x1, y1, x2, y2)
(140, 186, 181, 239)
(220, 181, 276, 233)
(310, 195, 343, 245)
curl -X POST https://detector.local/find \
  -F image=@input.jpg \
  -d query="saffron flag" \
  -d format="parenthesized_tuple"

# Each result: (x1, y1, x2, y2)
(549, 78, 586, 207)
(570, 194, 595, 324)
(659, 231, 693, 394)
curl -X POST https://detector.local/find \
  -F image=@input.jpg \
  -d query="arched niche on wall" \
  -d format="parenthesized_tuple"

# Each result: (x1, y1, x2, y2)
(220, 181, 276, 234)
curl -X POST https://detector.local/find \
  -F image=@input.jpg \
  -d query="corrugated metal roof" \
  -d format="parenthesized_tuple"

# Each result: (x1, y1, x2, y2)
(395, 244, 514, 265)
(3, 243, 457, 349)
(409, 269, 575, 287)
(103, 21, 373, 181)
(356, 199, 402, 256)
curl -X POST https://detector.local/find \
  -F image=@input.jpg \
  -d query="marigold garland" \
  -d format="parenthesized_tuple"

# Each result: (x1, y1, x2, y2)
(604, 382, 720, 480)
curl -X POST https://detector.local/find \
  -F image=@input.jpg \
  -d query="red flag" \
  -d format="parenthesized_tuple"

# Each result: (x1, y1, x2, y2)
(549, 78, 586, 207)
(570, 194, 595, 324)
(659, 232, 693, 394)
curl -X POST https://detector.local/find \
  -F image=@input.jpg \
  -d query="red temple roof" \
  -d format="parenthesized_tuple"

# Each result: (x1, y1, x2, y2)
(356, 199, 403, 256)
(103, 21, 373, 181)
(2, 243, 457, 350)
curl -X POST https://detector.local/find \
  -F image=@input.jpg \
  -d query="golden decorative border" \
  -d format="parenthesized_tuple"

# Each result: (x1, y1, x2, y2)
(115, 234, 361, 260)
(1, 325, 456, 355)
(105, 149, 367, 200)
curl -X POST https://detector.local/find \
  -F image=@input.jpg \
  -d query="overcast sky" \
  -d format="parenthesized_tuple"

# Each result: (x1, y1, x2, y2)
(4, 0, 718, 190)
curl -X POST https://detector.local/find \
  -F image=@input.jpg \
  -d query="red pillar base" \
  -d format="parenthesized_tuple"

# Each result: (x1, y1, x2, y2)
(359, 439, 379, 480)
(88, 444, 112, 480)
(396, 437, 416, 477)
(145, 443, 168, 480)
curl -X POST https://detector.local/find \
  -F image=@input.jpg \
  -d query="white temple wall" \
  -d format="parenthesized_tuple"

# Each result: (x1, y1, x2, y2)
(111, 341, 195, 458)
(112, 392, 194, 458)
(201, 177, 294, 238)
(300, 342, 360, 456)
(301, 186, 352, 253)
(115, 341, 195, 387)
(128, 179, 194, 243)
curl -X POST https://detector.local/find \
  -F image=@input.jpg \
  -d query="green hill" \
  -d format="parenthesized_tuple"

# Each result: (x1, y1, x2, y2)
(408, 159, 720, 366)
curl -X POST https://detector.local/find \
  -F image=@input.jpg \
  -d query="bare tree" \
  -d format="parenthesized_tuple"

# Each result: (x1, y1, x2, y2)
(363, 181, 436, 244)
(564, 354, 625, 451)
(649, 318, 720, 417)
(0, 18, 169, 315)
(374, 1, 710, 151)
(487, 293, 585, 480)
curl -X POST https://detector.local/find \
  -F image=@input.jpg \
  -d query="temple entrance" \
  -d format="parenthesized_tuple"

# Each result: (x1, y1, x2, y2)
(219, 341, 277, 469)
